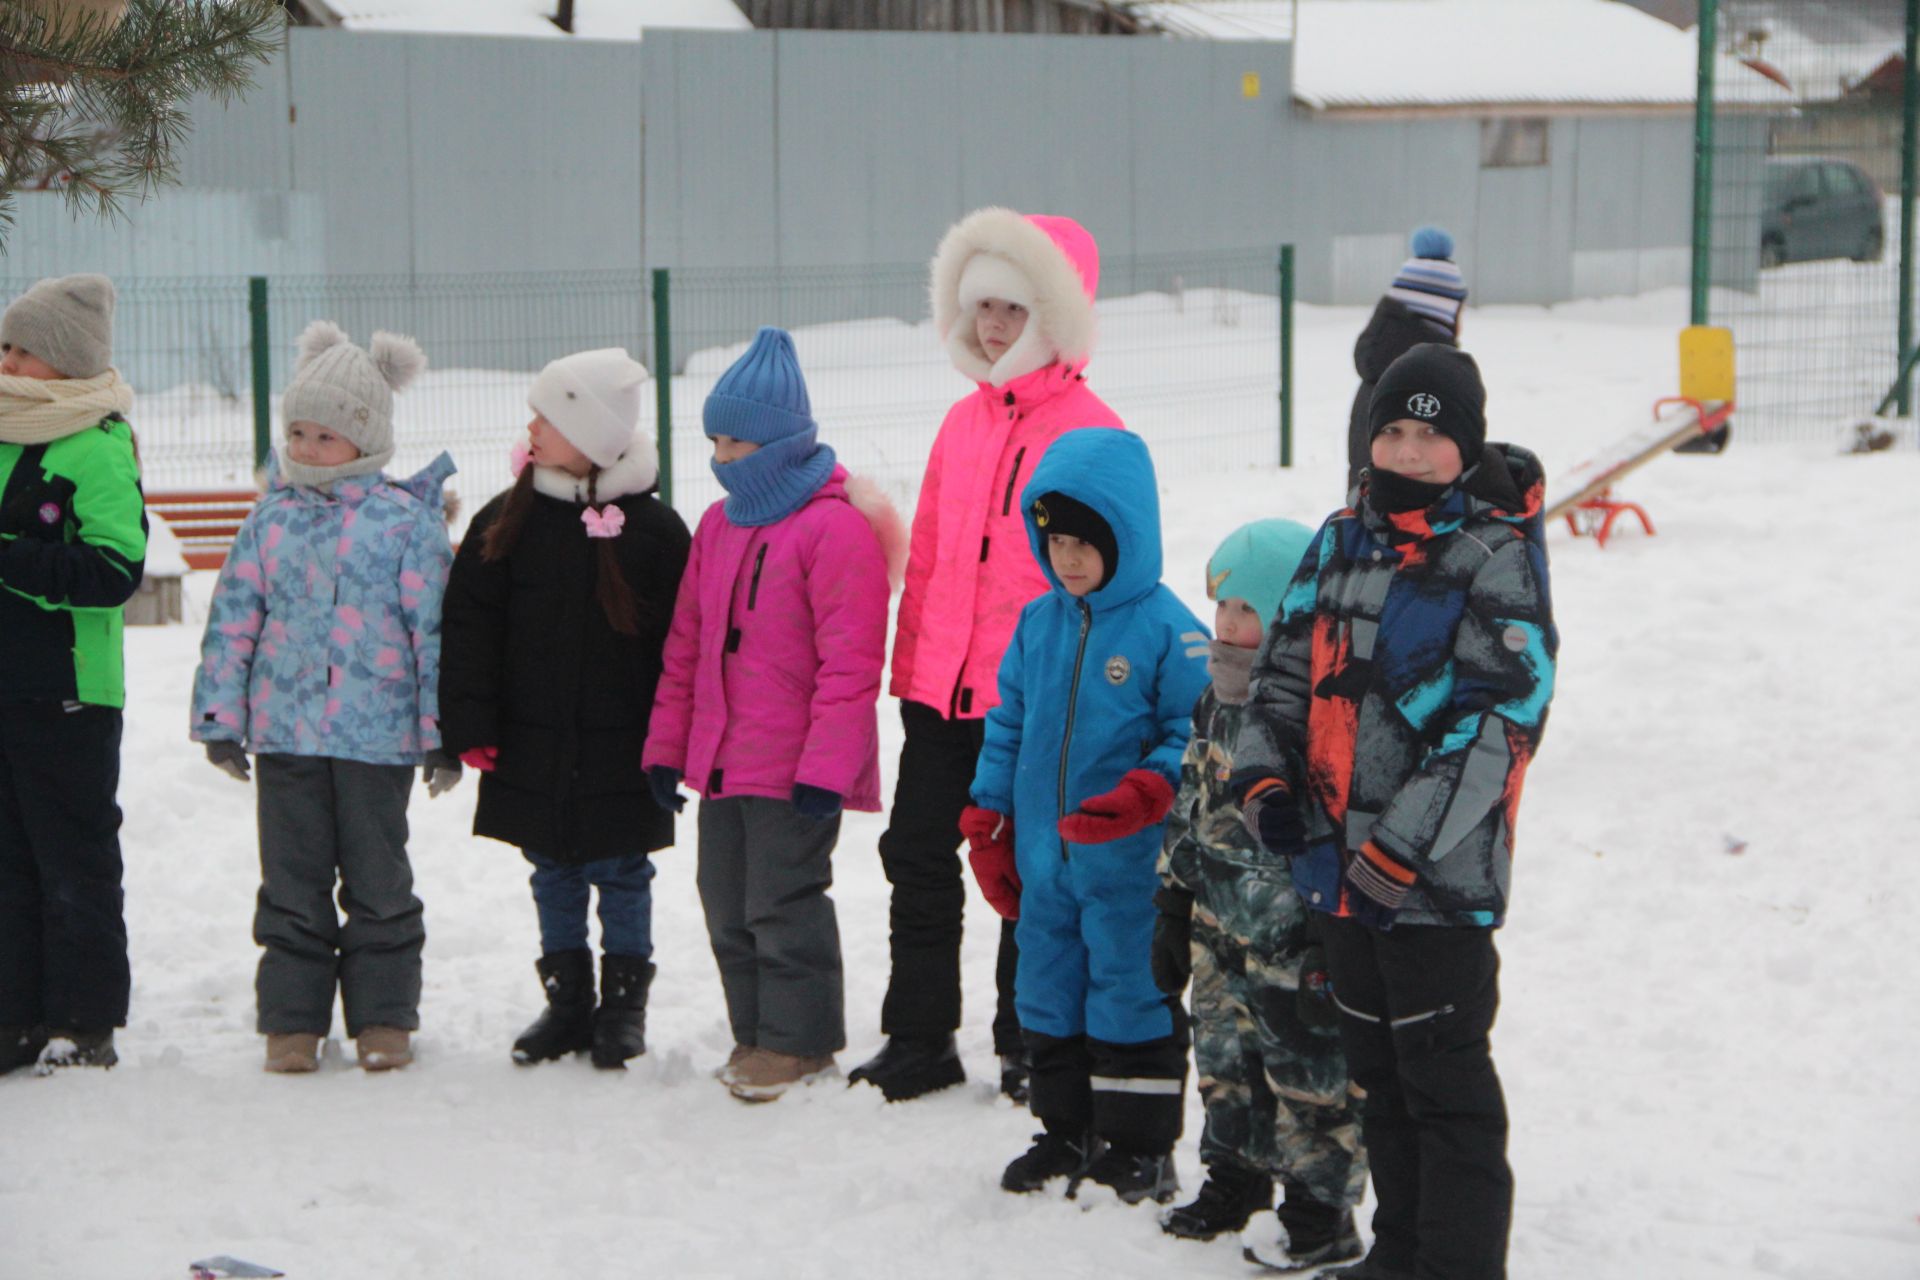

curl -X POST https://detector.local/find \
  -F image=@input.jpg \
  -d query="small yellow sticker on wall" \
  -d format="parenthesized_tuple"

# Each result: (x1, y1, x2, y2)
(1242, 72, 1261, 99)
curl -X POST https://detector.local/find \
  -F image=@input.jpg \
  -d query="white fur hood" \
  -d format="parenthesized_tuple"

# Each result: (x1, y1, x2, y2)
(929, 207, 1100, 387)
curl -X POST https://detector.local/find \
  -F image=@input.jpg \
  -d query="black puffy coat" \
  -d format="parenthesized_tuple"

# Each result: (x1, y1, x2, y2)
(440, 482, 691, 863)
(1346, 297, 1457, 489)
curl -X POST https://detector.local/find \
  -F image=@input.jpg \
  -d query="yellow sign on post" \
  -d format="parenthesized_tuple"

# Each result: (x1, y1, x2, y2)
(1242, 72, 1261, 99)
(1679, 325, 1735, 402)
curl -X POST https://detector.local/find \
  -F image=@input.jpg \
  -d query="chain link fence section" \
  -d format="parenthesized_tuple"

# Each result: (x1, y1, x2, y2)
(1704, 0, 1911, 441)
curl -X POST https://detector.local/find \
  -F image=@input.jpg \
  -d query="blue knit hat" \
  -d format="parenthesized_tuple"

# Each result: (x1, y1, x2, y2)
(703, 327, 816, 445)
(1206, 518, 1316, 625)
(1388, 225, 1468, 331)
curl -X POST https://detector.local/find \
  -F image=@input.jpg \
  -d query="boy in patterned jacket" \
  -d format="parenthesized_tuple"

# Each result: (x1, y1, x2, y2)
(192, 322, 459, 1075)
(1233, 344, 1556, 1280)
(962, 428, 1210, 1206)
(1154, 519, 1366, 1273)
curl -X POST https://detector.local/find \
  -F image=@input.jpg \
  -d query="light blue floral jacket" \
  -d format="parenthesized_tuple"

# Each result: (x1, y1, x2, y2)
(190, 453, 455, 766)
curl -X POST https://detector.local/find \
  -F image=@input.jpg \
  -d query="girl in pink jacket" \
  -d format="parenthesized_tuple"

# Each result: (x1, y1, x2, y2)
(851, 208, 1125, 1105)
(642, 327, 893, 1103)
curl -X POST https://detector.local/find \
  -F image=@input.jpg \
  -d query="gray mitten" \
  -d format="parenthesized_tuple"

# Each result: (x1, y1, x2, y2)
(205, 739, 250, 783)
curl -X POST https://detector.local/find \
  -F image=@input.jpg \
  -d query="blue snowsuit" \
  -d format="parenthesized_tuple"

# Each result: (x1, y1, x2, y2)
(971, 428, 1210, 1148)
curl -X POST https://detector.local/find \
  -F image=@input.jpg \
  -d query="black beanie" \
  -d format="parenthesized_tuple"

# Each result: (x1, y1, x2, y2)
(1031, 490, 1118, 588)
(1368, 343, 1487, 467)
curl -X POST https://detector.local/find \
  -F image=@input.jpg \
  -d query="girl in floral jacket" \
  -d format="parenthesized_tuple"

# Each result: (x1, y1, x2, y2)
(192, 321, 455, 1075)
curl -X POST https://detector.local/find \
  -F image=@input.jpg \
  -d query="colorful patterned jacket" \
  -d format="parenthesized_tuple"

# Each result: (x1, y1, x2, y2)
(190, 454, 454, 766)
(1233, 444, 1557, 927)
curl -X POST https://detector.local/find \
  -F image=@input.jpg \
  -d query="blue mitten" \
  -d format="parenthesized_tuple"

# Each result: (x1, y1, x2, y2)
(646, 765, 686, 814)
(791, 783, 842, 821)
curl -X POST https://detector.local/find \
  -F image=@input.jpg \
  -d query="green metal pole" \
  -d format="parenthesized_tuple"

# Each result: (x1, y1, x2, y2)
(248, 276, 271, 469)
(1280, 244, 1294, 468)
(1689, 0, 1718, 327)
(651, 268, 673, 507)
(1898, 0, 1918, 415)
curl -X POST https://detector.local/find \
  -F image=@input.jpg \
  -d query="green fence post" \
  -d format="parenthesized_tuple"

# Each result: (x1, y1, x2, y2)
(1899, 0, 1918, 415)
(651, 267, 673, 507)
(1689, 0, 1718, 327)
(1279, 244, 1294, 468)
(248, 276, 271, 469)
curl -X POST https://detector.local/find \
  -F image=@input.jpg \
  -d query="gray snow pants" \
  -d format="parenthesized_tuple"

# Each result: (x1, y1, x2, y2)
(695, 795, 845, 1057)
(254, 754, 422, 1037)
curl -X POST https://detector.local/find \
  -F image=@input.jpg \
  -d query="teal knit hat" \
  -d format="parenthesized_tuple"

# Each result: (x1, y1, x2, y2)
(703, 326, 816, 445)
(1206, 518, 1316, 625)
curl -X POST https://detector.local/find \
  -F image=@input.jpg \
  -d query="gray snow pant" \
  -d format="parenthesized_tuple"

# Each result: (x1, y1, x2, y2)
(254, 754, 422, 1037)
(696, 795, 845, 1057)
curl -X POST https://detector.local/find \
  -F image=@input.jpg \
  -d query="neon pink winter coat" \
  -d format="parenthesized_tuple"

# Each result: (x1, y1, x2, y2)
(643, 466, 890, 811)
(890, 208, 1124, 718)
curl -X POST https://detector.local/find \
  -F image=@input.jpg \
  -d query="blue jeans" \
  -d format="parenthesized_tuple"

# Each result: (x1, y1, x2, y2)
(523, 850, 655, 960)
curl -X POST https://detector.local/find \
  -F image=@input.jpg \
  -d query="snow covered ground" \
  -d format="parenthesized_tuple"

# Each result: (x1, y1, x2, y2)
(4, 292, 1919, 1280)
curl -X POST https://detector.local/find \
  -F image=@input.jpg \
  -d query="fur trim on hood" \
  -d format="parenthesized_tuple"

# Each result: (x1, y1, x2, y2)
(930, 208, 1100, 386)
(845, 472, 908, 594)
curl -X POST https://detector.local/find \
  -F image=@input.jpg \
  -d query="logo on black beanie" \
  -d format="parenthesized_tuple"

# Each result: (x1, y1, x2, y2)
(1407, 392, 1441, 419)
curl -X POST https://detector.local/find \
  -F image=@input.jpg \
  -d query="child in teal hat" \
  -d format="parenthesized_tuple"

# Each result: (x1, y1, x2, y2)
(1153, 517, 1368, 1271)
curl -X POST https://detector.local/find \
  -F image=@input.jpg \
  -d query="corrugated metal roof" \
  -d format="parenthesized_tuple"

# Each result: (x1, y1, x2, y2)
(313, 0, 750, 38)
(1139, 0, 1793, 111)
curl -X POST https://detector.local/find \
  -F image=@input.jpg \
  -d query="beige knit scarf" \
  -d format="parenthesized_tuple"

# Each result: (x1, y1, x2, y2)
(0, 370, 134, 445)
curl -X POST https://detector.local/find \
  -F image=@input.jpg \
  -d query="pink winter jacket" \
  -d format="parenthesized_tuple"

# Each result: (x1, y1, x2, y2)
(643, 466, 889, 811)
(890, 206, 1124, 719)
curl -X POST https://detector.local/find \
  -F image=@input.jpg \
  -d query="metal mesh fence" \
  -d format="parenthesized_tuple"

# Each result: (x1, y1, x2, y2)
(8, 248, 1289, 526)
(1704, 0, 1911, 441)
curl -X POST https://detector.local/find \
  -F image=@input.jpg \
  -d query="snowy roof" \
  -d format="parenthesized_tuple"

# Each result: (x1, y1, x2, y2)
(307, 0, 750, 38)
(1722, 7, 1905, 103)
(1139, 0, 1792, 112)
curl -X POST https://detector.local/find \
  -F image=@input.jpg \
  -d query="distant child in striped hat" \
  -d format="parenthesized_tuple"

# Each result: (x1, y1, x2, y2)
(1346, 225, 1469, 489)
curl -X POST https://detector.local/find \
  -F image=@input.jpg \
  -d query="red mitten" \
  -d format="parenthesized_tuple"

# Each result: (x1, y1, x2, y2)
(459, 746, 499, 773)
(959, 805, 1022, 920)
(1057, 769, 1176, 844)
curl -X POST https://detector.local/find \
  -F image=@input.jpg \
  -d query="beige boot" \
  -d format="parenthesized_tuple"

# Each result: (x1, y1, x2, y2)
(356, 1026, 413, 1071)
(728, 1049, 838, 1103)
(712, 1043, 755, 1085)
(264, 1033, 321, 1074)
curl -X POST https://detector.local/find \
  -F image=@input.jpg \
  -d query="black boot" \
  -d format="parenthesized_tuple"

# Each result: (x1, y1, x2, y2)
(0, 1025, 47, 1075)
(39, 1028, 116, 1071)
(1001, 1125, 1102, 1193)
(1245, 1187, 1364, 1273)
(845, 1034, 965, 1101)
(591, 953, 654, 1071)
(512, 949, 595, 1065)
(1162, 1160, 1276, 1239)
(1078, 1144, 1180, 1205)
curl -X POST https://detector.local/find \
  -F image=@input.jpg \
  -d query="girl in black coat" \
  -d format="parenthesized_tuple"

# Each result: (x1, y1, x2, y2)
(1346, 226, 1468, 490)
(440, 348, 690, 1070)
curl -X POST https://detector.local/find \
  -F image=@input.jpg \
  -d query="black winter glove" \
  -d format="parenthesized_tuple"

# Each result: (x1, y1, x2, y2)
(1237, 775, 1307, 859)
(1150, 885, 1195, 995)
(421, 747, 463, 798)
(646, 765, 685, 814)
(791, 783, 842, 821)
(205, 739, 250, 783)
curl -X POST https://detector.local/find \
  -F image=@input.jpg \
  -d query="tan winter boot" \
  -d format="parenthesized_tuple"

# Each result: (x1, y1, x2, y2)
(711, 1043, 755, 1086)
(356, 1026, 413, 1072)
(263, 1033, 321, 1074)
(728, 1049, 838, 1103)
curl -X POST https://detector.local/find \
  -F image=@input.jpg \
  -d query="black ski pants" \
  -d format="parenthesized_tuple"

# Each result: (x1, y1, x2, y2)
(874, 699, 1020, 1053)
(0, 703, 128, 1031)
(1318, 916, 1511, 1280)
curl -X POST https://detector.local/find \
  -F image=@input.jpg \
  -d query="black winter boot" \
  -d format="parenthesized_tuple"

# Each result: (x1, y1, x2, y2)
(512, 950, 595, 1065)
(1245, 1187, 1365, 1273)
(591, 953, 654, 1070)
(1077, 1144, 1179, 1205)
(38, 1028, 116, 1071)
(0, 1025, 47, 1075)
(1001, 1126, 1102, 1193)
(845, 1034, 965, 1101)
(1162, 1160, 1276, 1239)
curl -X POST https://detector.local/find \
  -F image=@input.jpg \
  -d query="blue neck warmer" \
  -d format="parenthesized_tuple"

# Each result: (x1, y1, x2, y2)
(712, 428, 838, 526)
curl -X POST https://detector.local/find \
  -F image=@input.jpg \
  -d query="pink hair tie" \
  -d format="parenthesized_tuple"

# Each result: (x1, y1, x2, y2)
(581, 505, 625, 539)
(509, 440, 532, 477)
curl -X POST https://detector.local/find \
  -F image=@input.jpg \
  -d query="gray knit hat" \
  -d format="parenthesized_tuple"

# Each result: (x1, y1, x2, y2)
(1, 274, 116, 378)
(280, 320, 426, 472)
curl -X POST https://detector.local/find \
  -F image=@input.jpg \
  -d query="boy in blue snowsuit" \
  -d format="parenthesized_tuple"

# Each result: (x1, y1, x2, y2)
(962, 428, 1210, 1205)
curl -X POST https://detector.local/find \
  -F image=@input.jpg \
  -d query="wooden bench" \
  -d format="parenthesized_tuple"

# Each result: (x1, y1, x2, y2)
(144, 489, 258, 571)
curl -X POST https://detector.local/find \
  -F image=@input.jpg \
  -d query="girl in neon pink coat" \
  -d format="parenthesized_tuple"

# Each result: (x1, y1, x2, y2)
(851, 207, 1126, 1104)
(642, 327, 894, 1102)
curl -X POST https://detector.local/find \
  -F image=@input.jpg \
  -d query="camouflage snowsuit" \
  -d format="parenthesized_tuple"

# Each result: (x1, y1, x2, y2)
(1160, 684, 1366, 1209)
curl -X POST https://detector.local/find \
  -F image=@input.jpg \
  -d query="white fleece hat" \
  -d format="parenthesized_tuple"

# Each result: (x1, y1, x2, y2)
(955, 253, 1037, 312)
(528, 348, 649, 469)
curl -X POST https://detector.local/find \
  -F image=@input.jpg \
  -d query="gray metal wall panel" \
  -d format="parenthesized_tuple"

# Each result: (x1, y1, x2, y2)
(288, 33, 416, 274)
(174, 44, 294, 191)
(641, 30, 779, 269)
(2, 190, 323, 279)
